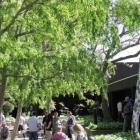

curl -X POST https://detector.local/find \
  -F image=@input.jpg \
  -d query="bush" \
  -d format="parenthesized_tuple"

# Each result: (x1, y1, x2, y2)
(77, 115, 93, 125)
(88, 122, 123, 130)
(3, 101, 14, 116)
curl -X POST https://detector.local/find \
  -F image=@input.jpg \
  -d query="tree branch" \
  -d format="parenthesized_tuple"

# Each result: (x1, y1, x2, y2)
(0, 0, 26, 35)
(112, 50, 140, 63)
(4, 73, 32, 78)
(0, 0, 39, 35)
(5, 71, 66, 81)
(15, 30, 35, 38)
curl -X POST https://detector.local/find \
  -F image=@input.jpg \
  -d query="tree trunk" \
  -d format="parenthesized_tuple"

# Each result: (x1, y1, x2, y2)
(100, 58, 112, 121)
(131, 61, 140, 140)
(101, 92, 112, 121)
(11, 103, 22, 140)
(0, 67, 7, 125)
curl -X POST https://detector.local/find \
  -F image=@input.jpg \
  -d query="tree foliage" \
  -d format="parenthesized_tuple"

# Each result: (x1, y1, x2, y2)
(1, 1, 140, 139)
(0, 0, 140, 112)
(113, 0, 140, 32)
(3, 101, 14, 116)
(0, 0, 110, 108)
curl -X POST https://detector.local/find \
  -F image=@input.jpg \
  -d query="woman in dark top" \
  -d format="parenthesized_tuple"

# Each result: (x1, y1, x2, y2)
(45, 113, 53, 140)
(43, 112, 48, 135)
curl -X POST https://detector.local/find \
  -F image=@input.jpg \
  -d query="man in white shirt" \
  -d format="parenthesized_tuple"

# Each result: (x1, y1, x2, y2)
(117, 101, 122, 122)
(27, 112, 39, 140)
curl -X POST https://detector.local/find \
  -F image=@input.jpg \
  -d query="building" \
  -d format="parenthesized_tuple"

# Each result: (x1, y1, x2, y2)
(108, 46, 140, 120)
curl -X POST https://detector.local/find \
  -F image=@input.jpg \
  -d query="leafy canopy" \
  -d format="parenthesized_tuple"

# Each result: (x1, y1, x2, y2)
(0, 0, 140, 108)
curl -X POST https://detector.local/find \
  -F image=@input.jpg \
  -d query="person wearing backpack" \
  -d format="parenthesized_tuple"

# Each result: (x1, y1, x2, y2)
(0, 123, 9, 140)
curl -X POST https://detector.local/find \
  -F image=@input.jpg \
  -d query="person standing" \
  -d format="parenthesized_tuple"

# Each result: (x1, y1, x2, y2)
(122, 96, 133, 132)
(18, 113, 26, 138)
(117, 101, 122, 122)
(52, 111, 60, 135)
(66, 111, 75, 140)
(42, 111, 48, 135)
(45, 112, 53, 140)
(27, 112, 39, 140)
(0, 122, 9, 140)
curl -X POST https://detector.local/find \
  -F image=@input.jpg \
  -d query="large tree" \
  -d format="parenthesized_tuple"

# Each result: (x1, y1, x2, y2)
(0, 1, 110, 139)
(0, 1, 140, 139)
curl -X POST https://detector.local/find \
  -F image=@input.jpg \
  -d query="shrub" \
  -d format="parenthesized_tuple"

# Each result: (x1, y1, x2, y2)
(3, 101, 14, 116)
(95, 132, 131, 140)
(88, 122, 123, 130)
(77, 115, 93, 125)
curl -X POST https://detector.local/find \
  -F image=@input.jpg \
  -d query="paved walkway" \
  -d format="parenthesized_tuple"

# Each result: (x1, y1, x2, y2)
(8, 131, 95, 140)
(7, 130, 45, 140)
(6, 115, 95, 140)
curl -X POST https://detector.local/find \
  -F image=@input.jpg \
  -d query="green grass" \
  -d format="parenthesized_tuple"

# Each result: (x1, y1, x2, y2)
(95, 132, 131, 140)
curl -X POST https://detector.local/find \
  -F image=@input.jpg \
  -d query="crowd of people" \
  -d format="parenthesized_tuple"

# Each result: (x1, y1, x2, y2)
(0, 110, 88, 140)
(0, 96, 134, 139)
(26, 110, 88, 140)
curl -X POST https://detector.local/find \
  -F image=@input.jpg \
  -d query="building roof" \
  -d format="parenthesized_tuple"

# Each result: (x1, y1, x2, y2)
(112, 45, 140, 63)
(108, 62, 139, 92)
